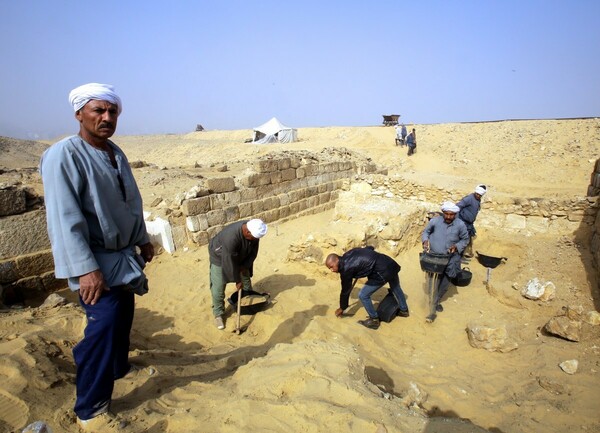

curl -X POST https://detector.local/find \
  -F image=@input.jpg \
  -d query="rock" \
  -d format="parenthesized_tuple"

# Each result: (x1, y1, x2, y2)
(537, 376, 566, 395)
(466, 322, 518, 352)
(400, 382, 428, 409)
(521, 278, 556, 301)
(585, 310, 600, 325)
(544, 316, 582, 342)
(559, 359, 578, 375)
(40, 293, 67, 309)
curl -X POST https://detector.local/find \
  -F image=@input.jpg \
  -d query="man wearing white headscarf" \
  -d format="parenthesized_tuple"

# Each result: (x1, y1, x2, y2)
(40, 83, 154, 430)
(208, 219, 268, 329)
(421, 201, 469, 322)
(456, 184, 487, 258)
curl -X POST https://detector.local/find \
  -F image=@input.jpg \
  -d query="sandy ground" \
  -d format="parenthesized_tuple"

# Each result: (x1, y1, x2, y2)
(1, 118, 600, 433)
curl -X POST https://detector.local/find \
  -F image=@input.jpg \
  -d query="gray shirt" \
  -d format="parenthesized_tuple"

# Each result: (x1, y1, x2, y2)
(421, 215, 469, 254)
(40, 135, 149, 290)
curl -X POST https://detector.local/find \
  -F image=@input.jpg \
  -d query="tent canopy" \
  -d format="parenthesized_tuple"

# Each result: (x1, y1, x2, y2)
(253, 117, 297, 144)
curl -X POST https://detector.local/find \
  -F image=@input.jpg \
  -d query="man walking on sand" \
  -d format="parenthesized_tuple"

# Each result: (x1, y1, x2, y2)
(208, 219, 268, 329)
(40, 83, 154, 430)
(457, 184, 487, 259)
(325, 246, 409, 330)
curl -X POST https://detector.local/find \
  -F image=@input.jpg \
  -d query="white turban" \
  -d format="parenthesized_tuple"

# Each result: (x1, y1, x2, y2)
(247, 219, 268, 239)
(441, 201, 460, 213)
(475, 184, 487, 196)
(68, 83, 122, 114)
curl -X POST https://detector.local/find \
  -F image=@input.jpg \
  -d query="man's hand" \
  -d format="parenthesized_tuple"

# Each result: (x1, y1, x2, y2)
(335, 308, 344, 318)
(139, 242, 154, 263)
(448, 245, 458, 253)
(422, 240, 430, 252)
(235, 281, 244, 290)
(79, 270, 109, 305)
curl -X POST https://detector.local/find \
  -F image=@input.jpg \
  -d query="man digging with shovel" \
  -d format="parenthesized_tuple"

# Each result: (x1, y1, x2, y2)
(208, 219, 268, 331)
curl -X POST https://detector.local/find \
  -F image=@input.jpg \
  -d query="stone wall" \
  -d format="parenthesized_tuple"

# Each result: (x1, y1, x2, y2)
(589, 159, 600, 273)
(0, 184, 60, 305)
(181, 157, 359, 246)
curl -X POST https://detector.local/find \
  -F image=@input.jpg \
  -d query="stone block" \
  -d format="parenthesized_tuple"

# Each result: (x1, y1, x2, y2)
(296, 167, 306, 178)
(225, 206, 240, 223)
(289, 202, 300, 215)
(15, 250, 55, 278)
(319, 192, 331, 205)
(289, 158, 301, 168)
(210, 191, 241, 210)
(238, 202, 253, 218)
(281, 168, 296, 181)
(206, 177, 236, 193)
(41, 270, 67, 292)
(0, 187, 27, 217)
(13, 275, 44, 300)
(240, 188, 258, 202)
(277, 193, 290, 206)
(261, 209, 280, 223)
(186, 214, 209, 232)
(505, 214, 527, 230)
(244, 173, 271, 188)
(171, 225, 188, 251)
(251, 200, 264, 214)
(256, 159, 278, 173)
(207, 225, 223, 239)
(255, 184, 279, 199)
(270, 171, 283, 185)
(526, 216, 549, 233)
(307, 186, 319, 198)
(0, 259, 19, 284)
(146, 217, 175, 254)
(207, 209, 227, 226)
(279, 205, 290, 219)
(263, 196, 280, 211)
(0, 210, 51, 260)
(277, 158, 291, 170)
(191, 231, 209, 245)
(307, 196, 319, 208)
(182, 196, 211, 216)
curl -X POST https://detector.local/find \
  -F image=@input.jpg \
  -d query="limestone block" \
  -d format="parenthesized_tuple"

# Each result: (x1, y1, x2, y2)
(146, 217, 175, 254)
(255, 184, 279, 199)
(210, 191, 241, 210)
(306, 196, 319, 208)
(306, 176, 319, 187)
(239, 188, 257, 202)
(567, 210, 585, 222)
(277, 158, 291, 170)
(526, 216, 549, 232)
(191, 231, 209, 245)
(0, 210, 51, 259)
(261, 209, 280, 224)
(0, 187, 27, 216)
(466, 322, 518, 352)
(289, 202, 300, 214)
(279, 206, 290, 219)
(521, 278, 556, 301)
(281, 168, 296, 181)
(544, 316, 581, 342)
(206, 177, 235, 193)
(255, 159, 278, 173)
(288, 189, 304, 203)
(289, 158, 301, 169)
(295, 167, 306, 178)
(270, 171, 283, 185)
(0, 259, 18, 284)
(251, 200, 264, 214)
(297, 199, 308, 212)
(306, 186, 319, 198)
(243, 173, 271, 188)
(207, 209, 227, 226)
(182, 196, 211, 216)
(171, 225, 188, 251)
(277, 193, 290, 206)
(186, 214, 209, 232)
(225, 206, 240, 223)
(505, 214, 527, 229)
(41, 270, 67, 292)
(15, 250, 55, 279)
(319, 192, 331, 205)
(238, 202, 253, 218)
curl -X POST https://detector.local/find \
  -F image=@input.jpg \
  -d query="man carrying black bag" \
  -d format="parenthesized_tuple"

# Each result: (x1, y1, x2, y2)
(325, 246, 409, 330)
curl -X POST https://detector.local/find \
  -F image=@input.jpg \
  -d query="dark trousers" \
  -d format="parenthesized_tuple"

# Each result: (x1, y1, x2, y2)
(73, 286, 134, 420)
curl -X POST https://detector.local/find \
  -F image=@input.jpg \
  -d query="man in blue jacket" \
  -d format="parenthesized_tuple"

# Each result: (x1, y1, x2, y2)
(456, 184, 487, 258)
(325, 247, 409, 330)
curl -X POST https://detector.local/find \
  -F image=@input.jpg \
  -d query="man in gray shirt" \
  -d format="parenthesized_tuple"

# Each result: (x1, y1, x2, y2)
(421, 201, 469, 321)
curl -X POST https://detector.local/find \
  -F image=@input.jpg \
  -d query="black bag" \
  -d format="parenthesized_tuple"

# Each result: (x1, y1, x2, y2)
(376, 292, 400, 323)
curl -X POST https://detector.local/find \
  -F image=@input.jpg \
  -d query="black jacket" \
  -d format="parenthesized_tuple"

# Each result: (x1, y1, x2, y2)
(338, 247, 400, 310)
(208, 220, 259, 283)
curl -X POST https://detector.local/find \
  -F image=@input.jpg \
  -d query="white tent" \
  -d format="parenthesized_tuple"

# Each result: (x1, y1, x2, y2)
(252, 117, 297, 144)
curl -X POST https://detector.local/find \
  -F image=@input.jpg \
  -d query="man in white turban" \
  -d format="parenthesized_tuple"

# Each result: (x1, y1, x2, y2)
(421, 201, 469, 322)
(456, 184, 487, 258)
(40, 83, 154, 430)
(208, 219, 268, 329)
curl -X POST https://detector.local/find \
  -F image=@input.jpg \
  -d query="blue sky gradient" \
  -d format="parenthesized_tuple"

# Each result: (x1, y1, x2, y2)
(1, 0, 599, 140)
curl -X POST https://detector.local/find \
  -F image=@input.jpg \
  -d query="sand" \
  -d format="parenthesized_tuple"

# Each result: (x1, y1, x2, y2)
(1, 118, 600, 433)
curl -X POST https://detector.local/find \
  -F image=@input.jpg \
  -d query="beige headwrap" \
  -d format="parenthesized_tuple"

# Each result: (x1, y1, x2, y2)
(441, 201, 460, 213)
(68, 83, 122, 114)
(475, 184, 487, 196)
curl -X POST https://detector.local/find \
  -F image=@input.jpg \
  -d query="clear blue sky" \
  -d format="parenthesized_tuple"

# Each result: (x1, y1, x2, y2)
(1, 0, 599, 140)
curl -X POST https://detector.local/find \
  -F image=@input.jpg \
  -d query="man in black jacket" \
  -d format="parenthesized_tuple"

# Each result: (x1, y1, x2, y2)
(208, 219, 267, 329)
(325, 247, 409, 330)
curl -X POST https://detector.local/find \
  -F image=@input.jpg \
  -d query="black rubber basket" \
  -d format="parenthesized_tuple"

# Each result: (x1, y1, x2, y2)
(419, 252, 451, 274)
(452, 267, 472, 287)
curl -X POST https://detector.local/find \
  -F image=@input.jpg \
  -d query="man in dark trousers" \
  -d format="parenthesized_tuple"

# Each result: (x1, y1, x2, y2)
(325, 246, 409, 330)
(456, 184, 487, 258)
(208, 219, 267, 329)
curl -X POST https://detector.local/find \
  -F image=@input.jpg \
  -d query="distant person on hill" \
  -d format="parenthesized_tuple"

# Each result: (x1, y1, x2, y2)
(394, 124, 407, 146)
(401, 123, 408, 144)
(325, 246, 409, 330)
(40, 83, 154, 430)
(456, 184, 487, 259)
(406, 128, 417, 155)
(208, 219, 268, 330)
(421, 202, 469, 322)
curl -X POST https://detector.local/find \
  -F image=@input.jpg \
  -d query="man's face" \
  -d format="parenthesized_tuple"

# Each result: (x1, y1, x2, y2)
(326, 259, 339, 273)
(75, 99, 119, 141)
(474, 193, 482, 201)
(443, 211, 457, 224)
